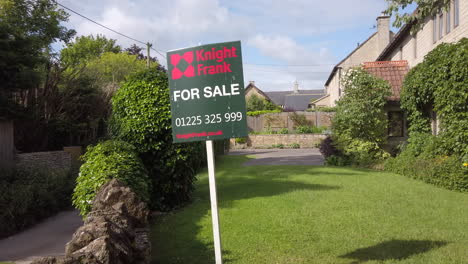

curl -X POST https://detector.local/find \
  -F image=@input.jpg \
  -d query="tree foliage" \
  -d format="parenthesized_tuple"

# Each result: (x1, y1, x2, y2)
(385, 0, 451, 31)
(331, 67, 392, 166)
(0, 0, 75, 118)
(333, 67, 392, 144)
(246, 94, 281, 112)
(110, 68, 204, 211)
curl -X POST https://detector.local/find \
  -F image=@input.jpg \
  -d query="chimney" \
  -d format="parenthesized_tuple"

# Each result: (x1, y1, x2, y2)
(376, 13, 390, 54)
(293, 81, 299, 94)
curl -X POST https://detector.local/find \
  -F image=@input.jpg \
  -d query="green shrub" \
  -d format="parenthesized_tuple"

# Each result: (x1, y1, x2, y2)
(247, 109, 282, 116)
(278, 128, 289, 134)
(110, 68, 204, 211)
(384, 132, 468, 192)
(288, 143, 300, 149)
(336, 136, 391, 166)
(0, 167, 75, 238)
(246, 95, 281, 112)
(295, 125, 326, 134)
(325, 155, 351, 166)
(307, 106, 337, 112)
(235, 137, 247, 144)
(270, 144, 284, 149)
(289, 112, 312, 128)
(72, 140, 150, 216)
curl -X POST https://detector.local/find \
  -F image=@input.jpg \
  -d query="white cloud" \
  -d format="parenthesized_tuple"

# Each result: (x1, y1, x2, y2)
(60, 0, 386, 91)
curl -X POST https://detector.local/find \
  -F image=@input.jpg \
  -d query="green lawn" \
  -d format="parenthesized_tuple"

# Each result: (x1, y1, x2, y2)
(151, 155, 468, 264)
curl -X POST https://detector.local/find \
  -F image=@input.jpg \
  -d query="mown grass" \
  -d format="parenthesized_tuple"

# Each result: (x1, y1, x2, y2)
(151, 155, 468, 264)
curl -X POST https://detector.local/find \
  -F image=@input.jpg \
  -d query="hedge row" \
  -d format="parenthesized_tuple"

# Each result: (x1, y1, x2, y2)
(0, 167, 75, 238)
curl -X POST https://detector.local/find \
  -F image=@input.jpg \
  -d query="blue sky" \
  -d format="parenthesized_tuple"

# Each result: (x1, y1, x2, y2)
(57, 0, 414, 91)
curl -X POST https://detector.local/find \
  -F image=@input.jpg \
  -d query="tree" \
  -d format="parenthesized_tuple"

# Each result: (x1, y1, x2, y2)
(385, 0, 451, 31)
(246, 94, 280, 112)
(0, 0, 75, 118)
(331, 67, 392, 165)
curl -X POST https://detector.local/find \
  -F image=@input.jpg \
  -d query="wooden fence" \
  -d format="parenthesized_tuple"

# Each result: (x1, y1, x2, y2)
(247, 111, 335, 132)
(0, 121, 14, 168)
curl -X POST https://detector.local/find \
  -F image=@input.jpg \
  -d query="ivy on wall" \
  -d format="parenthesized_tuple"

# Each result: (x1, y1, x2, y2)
(401, 38, 468, 156)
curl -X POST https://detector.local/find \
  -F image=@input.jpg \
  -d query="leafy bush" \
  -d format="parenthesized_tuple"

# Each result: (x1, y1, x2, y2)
(307, 106, 337, 112)
(246, 95, 281, 112)
(110, 68, 204, 211)
(278, 128, 289, 134)
(247, 109, 282, 116)
(296, 125, 326, 134)
(330, 67, 391, 166)
(325, 155, 351, 166)
(319, 136, 340, 158)
(288, 143, 300, 149)
(384, 133, 468, 192)
(235, 137, 247, 144)
(72, 140, 150, 216)
(336, 136, 390, 166)
(0, 167, 75, 238)
(289, 112, 312, 127)
(270, 144, 284, 149)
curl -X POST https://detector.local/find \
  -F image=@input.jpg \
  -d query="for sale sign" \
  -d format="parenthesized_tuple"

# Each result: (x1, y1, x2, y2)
(167, 41, 248, 143)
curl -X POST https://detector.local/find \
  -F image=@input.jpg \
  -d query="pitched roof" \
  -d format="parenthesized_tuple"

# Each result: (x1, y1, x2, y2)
(265, 90, 325, 106)
(363, 60, 409, 101)
(325, 32, 377, 86)
(283, 94, 317, 111)
(245, 83, 273, 102)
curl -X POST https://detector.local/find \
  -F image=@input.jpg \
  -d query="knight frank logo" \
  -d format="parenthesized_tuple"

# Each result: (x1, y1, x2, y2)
(170, 51, 195, 80)
(170, 46, 238, 80)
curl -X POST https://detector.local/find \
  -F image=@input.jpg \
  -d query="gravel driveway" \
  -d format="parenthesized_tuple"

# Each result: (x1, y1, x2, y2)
(228, 148, 324, 166)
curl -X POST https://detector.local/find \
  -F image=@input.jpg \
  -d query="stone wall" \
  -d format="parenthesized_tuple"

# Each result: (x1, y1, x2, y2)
(231, 134, 327, 149)
(16, 151, 72, 172)
(32, 179, 151, 264)
(247, 112, 334, 132)
(15, 146, 82, 172)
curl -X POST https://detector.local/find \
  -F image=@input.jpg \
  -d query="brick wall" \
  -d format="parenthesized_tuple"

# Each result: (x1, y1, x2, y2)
(231, 134, 327, 149)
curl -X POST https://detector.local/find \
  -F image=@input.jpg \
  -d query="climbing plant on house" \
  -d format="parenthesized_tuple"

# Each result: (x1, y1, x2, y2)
(386, 38, 468, 192)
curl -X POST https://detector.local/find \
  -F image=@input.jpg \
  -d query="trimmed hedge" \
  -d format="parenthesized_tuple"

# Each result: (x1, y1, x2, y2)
(247, 109, 281, 116)
(110, 68, 204, 211)
(0, 167, 75, 238)
(72, 140, 150, 216)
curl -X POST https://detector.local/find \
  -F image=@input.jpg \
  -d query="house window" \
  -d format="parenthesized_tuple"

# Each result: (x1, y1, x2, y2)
(399, 46, 403, 60)
(388, 111, 404, 137)
(446, 7, 451, 34)
(454, 0, 460, 27)
(439, 14, 444, 39)
(433, 16, 437, 43)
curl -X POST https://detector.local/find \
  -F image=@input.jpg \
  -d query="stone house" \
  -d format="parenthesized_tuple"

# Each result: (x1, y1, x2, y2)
(245, 81, 324, 111)
(319, 0, 466, 107)
(314, 14, 394, 107)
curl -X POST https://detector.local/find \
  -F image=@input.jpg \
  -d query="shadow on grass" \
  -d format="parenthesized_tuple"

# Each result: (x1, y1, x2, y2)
(340, 239, 448, 263)
(152, 157, 340, 264)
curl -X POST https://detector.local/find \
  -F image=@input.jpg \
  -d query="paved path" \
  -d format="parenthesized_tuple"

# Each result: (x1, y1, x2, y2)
(228, 148, 324, 166)
(0, 210, 82, 263)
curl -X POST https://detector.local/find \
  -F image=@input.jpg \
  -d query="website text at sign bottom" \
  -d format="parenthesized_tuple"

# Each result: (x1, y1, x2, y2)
(176, 130, 223, 139)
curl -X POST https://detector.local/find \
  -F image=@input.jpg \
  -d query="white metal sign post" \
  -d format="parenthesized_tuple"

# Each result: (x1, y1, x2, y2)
(206, 140, 223, 264)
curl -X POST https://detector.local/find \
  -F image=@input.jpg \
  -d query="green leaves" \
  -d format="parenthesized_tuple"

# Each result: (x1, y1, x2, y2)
(110, 68, 205, 211)
(401, 38, 468, 157)
(72, 140, 151, 216)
